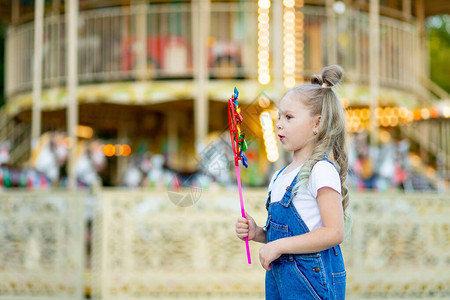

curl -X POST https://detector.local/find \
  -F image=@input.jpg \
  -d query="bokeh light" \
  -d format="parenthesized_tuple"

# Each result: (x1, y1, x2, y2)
(103, 144, 115, 157)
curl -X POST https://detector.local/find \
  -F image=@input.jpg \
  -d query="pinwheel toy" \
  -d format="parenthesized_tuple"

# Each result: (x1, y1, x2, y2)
(228, 87, 251, 264)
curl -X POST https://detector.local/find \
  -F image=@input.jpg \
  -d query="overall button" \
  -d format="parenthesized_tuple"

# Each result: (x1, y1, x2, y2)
(313, 267, 320, 272)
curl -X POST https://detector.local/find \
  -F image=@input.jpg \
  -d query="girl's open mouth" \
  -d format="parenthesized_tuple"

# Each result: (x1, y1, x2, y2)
(278, 135, 285, 141)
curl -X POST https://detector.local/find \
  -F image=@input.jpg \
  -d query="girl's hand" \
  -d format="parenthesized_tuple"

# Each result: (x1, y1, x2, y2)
(259, 241, 282, 271)
(235, 213, 257, 241)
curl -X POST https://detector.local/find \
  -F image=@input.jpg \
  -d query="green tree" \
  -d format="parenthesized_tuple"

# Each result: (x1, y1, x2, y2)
(427, 15, 450, 94)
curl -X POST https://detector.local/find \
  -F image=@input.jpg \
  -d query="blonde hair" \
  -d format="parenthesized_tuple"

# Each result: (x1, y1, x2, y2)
(287, 65, 349, 216)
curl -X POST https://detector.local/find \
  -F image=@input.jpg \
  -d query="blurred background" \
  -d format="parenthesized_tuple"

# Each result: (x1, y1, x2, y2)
(0, 0, 448, 299)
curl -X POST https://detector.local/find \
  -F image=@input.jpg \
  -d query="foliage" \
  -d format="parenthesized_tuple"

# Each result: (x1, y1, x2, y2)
(427, 15, 450, 94)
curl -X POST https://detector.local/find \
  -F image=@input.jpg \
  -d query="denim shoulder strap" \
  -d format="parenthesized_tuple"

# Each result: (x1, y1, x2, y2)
(273, 165, 288, 185)
(265, 165, 289, 211)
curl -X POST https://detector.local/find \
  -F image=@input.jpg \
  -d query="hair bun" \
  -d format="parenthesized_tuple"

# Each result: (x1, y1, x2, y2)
(310, 74, 323, 85)
(321, 65, 343, 87)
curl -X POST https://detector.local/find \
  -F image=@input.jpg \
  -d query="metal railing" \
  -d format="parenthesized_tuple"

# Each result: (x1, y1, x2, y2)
(6, 3, 422, 97)
(301, 6, 421, 93)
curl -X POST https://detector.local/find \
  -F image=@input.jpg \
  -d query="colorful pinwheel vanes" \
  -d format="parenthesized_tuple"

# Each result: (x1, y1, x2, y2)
(228, 87, 248, 168)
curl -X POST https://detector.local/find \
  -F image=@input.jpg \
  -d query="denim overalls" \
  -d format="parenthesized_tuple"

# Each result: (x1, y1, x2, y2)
(264, 159, 346, 300)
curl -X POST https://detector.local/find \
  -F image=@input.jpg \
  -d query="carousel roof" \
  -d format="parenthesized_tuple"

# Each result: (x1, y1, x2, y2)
(0, 0, 448, 25)
(423, 0, 450, 17)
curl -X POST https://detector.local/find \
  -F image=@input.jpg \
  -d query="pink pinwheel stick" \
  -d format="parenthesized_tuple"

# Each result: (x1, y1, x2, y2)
(235, 165, 251, 264)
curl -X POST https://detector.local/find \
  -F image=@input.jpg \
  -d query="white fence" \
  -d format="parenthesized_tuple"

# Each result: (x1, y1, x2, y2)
(0, 191, 86, 299)
(2, 189, 448, 299)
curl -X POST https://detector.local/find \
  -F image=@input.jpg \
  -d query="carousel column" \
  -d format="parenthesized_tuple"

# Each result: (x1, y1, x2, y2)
(133, 1, 148, 80)
(369, 0, 380, 147)
(415, 0, 428, 96)
(326, 0, 337, 65)
(5, 1, 20, 103)
(116, 124, 129, 186)
(66, 0, 79, 190)
(31, 0, 44, 161)
(65, 3, 85, 297)
(402, 0, 411, 21)
(192, 0, 210, 149)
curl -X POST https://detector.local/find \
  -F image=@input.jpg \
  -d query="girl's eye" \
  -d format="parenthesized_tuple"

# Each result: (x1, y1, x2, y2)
(286, 115, 292, 119)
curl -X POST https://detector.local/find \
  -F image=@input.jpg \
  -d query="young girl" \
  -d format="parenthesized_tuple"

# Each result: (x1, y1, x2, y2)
(236, 65, 349, 300)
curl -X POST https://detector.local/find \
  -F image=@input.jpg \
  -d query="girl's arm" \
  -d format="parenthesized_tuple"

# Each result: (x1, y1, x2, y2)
(236, 213, 267, 244)
(259, 187, 344, 270)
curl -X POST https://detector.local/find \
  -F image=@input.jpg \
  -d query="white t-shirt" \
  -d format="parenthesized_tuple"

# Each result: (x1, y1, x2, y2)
(268, 161, 342, 232)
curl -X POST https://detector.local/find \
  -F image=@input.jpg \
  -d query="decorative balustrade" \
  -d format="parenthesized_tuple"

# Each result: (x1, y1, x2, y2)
(6, 3, 421, 98)
(2, 189, 448, 299)
(0, 191, 86, 299)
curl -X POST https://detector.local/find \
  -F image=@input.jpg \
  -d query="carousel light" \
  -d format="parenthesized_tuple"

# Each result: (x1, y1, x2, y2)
(392, 107, 400, 117)
(267, 152, 279, 162)
(406, 111, 414, 123)
(259, 74, 271, 85)
(258, 2, 271, 85)
(119, 144, 132, 157)
(259, 0, 271, 9)
(430, 107, 439, 118)
(421, 108, 430, 120)
(284, 77, 296, 88)
(384, 107, 393, 116)
(77, 125, 93, 139)
(333, 1, 346, 14)
(283, 0, 296, 88)
(399, 107, 409, 119)
(260, 111, 279, 162)
(361, 108, 370, 120)
(295, 0, 304, 82)
(413, 109, 421, 121)
(104, 144, 115, 157)
(389, 116, 399, 127)
(283, 0, 295, 6)
(258, 14, 270, 23)
(380, 117, 390, 127)
(443, 106, 450, 118)
(263, 131, 276, 140)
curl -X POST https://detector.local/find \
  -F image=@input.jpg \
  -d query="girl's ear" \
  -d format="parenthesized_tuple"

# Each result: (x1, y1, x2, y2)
(314, 115, 321, 131)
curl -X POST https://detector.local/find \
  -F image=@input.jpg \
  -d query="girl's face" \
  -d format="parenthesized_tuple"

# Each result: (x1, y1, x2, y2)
(276, 95, 319, 153)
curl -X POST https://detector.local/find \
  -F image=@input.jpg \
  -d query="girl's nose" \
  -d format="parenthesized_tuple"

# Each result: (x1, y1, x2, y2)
(276, 120, 282, 130)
